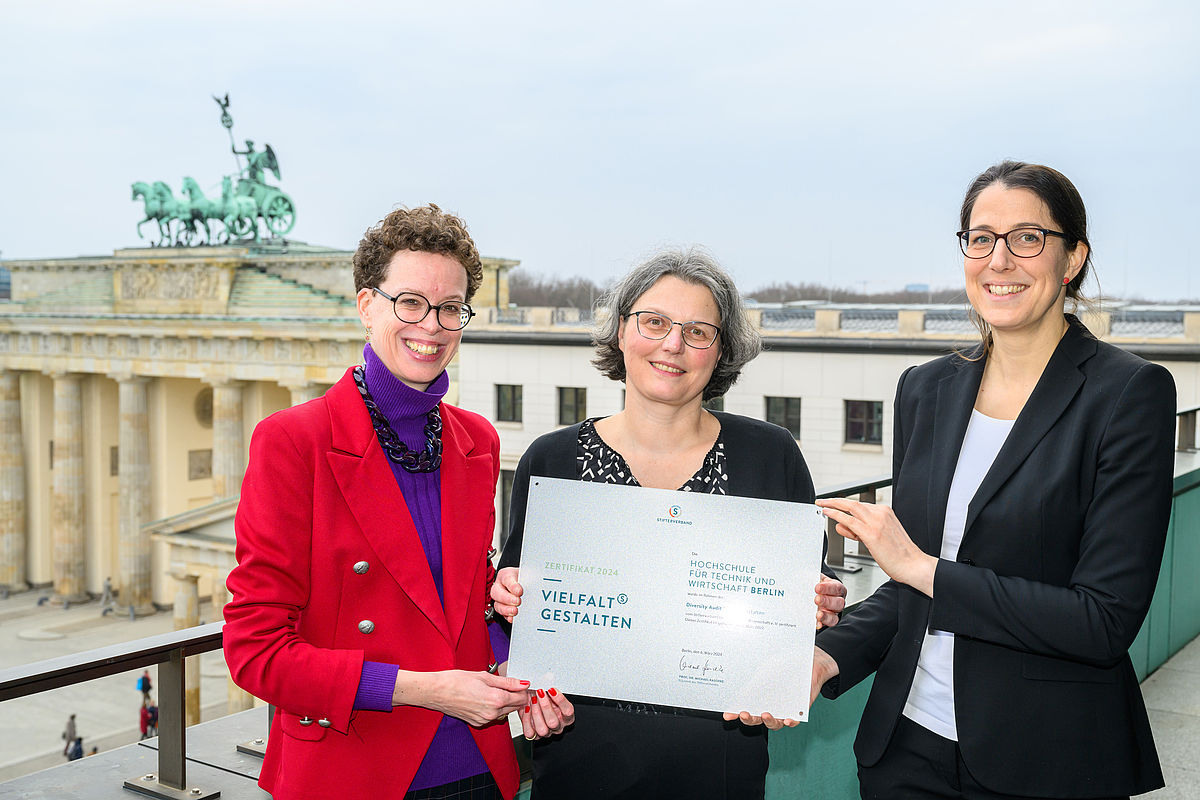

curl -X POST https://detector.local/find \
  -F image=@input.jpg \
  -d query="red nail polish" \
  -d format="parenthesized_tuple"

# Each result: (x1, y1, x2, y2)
(524, 705, 530, 714)
(549, 688, 557, 696)
(537, 688, 545, 698)
(519, 680, 530, 686)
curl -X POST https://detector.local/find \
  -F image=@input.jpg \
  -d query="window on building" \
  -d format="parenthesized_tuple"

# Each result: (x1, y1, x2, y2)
(702, 396, 724, 412)
(558, 387, 587, 425)
(844, 400, 883, 445)
(495, 384, 523, 423)
(110, 446, 120, 477)
(765, 396, 802, 438)
(499, 469, 516, 548)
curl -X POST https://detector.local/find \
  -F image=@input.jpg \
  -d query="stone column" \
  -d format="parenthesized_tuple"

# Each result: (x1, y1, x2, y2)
(211, 381, 245, 499)
(287, 384, 322, 406)
(213, 569, 257, 713)
(118, 377, 155, 616)
(0, 371, 28, 593)
(172, 572, 202, 726)
(51, 373, 88, 604)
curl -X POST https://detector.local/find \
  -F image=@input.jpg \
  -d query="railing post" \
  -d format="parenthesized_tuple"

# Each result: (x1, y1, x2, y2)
(236, 703, 273, 759)
(849, 488, 879, 565)
(1178, 409, 1197, 453)
(123, 647, 219, 799)
(826, 508, 862, 576)
(159, 649, 186, 790)
(825, 516, 846, 569)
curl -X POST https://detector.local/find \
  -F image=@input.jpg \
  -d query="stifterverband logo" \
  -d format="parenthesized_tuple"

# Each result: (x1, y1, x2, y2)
(656, 504, 692, 525)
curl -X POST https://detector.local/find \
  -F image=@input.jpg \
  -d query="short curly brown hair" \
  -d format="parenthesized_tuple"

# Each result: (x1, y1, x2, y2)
(352, 204, 483, 300)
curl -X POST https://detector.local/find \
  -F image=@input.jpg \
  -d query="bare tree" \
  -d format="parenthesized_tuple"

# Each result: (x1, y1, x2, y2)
(746, 281, 965, 304)
(508, 271, 608, 308)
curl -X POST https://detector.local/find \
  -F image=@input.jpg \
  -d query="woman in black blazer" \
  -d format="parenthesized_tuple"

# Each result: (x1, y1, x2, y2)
(813, 162, 1175, 799)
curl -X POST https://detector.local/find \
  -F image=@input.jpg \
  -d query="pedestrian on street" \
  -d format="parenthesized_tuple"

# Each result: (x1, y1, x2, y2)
(137, 669, 152, 699)
(139, 699, 152, 740)
(66, 737, 83, 761)
(99, 576, 116, 616)
(61, 713, 76, 758)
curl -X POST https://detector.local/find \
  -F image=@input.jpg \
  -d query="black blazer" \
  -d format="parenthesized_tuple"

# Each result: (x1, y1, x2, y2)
(817, 316, 1174, 798)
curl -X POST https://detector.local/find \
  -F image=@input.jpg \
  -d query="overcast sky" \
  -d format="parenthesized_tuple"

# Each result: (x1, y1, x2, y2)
(2, 1, 1197, 300)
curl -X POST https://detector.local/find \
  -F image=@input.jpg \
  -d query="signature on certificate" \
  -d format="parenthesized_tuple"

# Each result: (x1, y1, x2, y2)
(679, 653, 726, 679)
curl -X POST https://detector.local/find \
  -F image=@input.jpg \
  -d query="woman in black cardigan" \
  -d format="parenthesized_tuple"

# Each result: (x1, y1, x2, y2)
(813, 162, 1174, 799)
(492, 247, 846, 799)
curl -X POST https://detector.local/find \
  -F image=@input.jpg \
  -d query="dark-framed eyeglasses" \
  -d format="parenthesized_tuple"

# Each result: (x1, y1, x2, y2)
(372, 288, 475, 330)
(956, 227, 1068, 259)
(627, 311, 721, 349)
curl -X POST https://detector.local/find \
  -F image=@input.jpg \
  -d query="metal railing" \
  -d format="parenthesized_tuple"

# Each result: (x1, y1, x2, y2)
(0, 622, 226, 799)
(1111, 309, 1185, 338)
(840, 309, 898, 333)
(760, 308, 816, 331)
(553, 308, 594, 325)
(816, 474, 891, 574)
(923, 308, 974, 334)
(1178, 403, 1200, 453)
(494, 308, 528, 324)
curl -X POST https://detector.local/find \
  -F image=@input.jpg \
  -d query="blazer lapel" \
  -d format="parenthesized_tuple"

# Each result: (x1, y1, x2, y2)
(963, 318, 1095, 536)
(324, 370, 450, 640)
(438, 407, 494, 648)
(926, 356, 984, 555)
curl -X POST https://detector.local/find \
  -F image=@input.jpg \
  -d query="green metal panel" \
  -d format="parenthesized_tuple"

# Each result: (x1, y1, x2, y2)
(766, 677, 873, 799)
(513, 679, 874, 800)
(1170, 477, 1200, 655)
(1130, 612, 1151, 681)
(1147, 511, 1175, 674)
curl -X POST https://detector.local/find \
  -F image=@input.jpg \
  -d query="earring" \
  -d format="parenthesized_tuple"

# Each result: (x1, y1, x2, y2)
(1062, 276, 1070, 286)
(364, 326, 372, 342)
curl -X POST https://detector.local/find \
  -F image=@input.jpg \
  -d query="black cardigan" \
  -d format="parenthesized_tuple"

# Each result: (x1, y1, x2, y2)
(500, 411, 828, 571)
(497, 411, 832, 799)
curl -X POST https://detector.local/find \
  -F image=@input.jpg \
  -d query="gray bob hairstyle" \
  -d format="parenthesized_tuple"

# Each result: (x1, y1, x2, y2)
(591, 247, 762, 401)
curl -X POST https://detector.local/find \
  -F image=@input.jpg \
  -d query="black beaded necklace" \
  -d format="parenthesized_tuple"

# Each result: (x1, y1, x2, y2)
(353, 365, 442, 473)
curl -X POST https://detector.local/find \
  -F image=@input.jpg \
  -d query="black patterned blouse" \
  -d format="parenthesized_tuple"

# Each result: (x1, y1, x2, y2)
(576, 417, 729, 494)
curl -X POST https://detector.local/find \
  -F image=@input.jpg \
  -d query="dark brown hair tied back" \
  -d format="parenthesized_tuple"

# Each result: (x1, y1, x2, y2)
(959, 161, 1094, 355)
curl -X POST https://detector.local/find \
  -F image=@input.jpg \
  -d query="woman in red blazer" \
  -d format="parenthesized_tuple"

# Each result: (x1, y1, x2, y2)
(224, 205, 546, 800)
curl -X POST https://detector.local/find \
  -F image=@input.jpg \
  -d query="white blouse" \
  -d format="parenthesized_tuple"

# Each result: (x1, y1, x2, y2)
(902, 408, 1015, 741)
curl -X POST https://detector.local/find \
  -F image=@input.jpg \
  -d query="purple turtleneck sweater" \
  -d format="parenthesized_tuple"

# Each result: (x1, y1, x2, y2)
(352, 345, 508, 790)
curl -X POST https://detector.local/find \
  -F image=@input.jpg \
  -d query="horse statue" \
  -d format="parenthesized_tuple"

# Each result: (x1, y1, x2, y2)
(179, 176, 259, 243)
(217, 175, 258, 240)
(131, 181, 172, 244)
(180, 177, 217, 245)
(131, 182, 161, 241)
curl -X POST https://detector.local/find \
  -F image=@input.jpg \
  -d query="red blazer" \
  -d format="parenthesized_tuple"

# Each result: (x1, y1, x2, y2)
(223, 367, 518, 800)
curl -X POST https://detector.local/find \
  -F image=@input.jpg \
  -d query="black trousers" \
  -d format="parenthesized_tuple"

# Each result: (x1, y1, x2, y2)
(859, 716, 1129, 800)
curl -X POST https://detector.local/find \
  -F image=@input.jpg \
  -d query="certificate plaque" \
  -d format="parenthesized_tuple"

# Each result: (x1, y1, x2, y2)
(506, 477, 826, 721)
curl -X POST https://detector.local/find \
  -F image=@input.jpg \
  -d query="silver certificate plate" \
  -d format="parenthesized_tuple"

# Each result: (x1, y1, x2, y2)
(506, 476, 826, 721)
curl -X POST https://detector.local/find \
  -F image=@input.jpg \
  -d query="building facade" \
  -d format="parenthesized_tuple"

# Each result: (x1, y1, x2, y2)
(0, 244, 517, 609)
(1, 247, 1196, 609)
(457, 305, 1200, 547)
